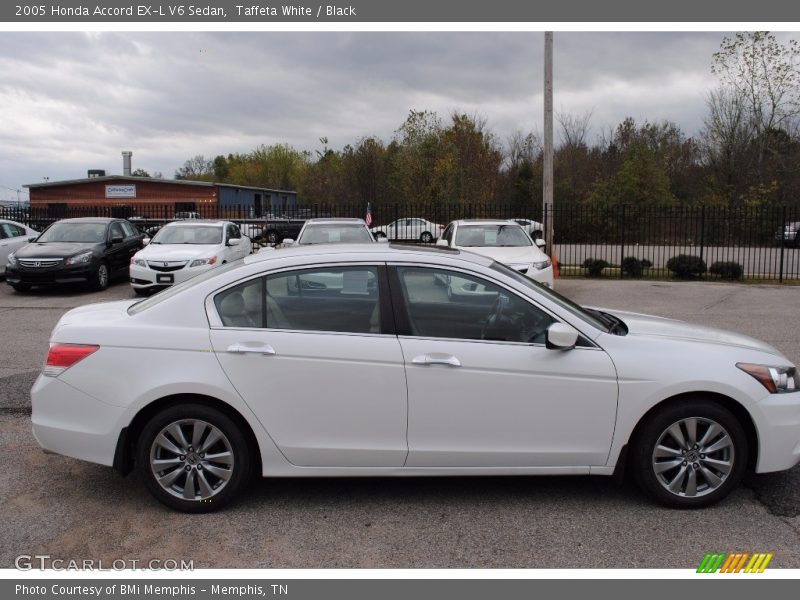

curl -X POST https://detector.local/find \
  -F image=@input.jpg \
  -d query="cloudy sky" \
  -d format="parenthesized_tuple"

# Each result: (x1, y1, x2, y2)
(0, 31, 795, 202)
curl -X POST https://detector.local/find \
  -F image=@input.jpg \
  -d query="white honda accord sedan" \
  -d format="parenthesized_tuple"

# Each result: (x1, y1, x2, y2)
(32, 244, 800, 512)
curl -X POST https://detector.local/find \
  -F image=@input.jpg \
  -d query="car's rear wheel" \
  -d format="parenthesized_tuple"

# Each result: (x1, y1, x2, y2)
(420, 231, 433, 243)
(136, 404, 252, 513)
(630, 399, 747, 508)
(92, 262, 109, 291)
(266, 230, 279, 244)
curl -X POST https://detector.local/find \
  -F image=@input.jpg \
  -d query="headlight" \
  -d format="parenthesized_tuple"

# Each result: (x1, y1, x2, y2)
(533, 258, 552, 270)
(65, 251, 93, 266)
(132, 258, 147, 267)
(189, 256, 217, 268)
(507, 263, 529, 271)
(737, 363, 800, 394)
(7, 253, 16, 266)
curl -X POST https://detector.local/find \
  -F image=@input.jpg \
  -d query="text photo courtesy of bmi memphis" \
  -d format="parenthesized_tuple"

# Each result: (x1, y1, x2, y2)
(1, 1, 800, 597)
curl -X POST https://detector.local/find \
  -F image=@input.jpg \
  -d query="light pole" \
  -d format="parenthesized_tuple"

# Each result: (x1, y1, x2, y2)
(543, 31, 554, 256)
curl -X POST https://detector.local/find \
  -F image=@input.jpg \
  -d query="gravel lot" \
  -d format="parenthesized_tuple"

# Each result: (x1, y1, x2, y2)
(1, 277, 799, 568)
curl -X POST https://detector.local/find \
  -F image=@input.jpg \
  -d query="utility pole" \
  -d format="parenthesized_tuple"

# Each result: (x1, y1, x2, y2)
(543, 31, 554, 256)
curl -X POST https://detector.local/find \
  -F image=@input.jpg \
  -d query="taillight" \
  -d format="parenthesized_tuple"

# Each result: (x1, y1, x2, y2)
(44, 344, 99, 377)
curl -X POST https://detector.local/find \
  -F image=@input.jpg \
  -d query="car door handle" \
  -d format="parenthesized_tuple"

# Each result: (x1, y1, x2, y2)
(226, 343, 276, 356)
(411, 353, 461, 367)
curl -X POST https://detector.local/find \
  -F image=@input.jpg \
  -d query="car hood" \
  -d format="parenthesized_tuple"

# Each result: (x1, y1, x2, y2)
(459, 246, 542, 264)
(15, 242, 97, 258)
(137, 244, 220, 261)
(603, 308, 784, 357)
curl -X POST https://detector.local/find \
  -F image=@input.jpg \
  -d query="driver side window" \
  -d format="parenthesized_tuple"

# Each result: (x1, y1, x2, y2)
(394, 267, 554, 343)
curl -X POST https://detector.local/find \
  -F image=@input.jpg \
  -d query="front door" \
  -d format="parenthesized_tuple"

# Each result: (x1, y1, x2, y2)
(209, 265, 408, 467)
(391, 265, 618, 468)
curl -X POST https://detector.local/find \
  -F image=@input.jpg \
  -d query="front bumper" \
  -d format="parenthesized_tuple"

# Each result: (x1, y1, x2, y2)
(752, 391, 800, 473)
(31, 374, 128, 467)
(6, 263, 96, 286)
(129, 262, 213, 289)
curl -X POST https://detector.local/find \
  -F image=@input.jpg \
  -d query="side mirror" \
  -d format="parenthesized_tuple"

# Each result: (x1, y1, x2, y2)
(376, 237, 389, 243)
(142, 238, 150, 246)
(283, 238, 295, 246)
(534, 238, 546, 249)
(435, 238, 449, 247)
(228, 237, 241, 246)
(545, 322, 579, 350)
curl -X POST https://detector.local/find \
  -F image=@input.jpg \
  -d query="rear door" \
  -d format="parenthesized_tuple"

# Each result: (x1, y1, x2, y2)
(209, 264, 409, 467)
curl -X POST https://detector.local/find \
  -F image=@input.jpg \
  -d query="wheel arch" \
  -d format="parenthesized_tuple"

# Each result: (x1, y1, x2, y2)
(624, 391, 758, 475)
(113, 393, 263, 478)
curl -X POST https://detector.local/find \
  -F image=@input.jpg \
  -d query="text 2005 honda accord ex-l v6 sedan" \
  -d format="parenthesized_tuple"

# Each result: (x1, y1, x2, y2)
(32, 244, 800, 512)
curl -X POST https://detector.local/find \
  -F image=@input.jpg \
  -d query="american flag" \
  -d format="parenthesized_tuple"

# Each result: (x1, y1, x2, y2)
(365, 203, 373, 227)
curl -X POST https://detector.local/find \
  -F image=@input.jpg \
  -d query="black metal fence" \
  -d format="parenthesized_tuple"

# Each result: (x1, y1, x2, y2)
(2, 203, 799, 281)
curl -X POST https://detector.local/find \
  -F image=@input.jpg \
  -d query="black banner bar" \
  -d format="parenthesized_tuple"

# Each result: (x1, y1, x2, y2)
(3, 0, 800, 23)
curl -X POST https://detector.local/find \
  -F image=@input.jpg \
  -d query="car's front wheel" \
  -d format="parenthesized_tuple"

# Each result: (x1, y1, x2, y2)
(92, 262, 109, 291)
(630, 399, 747, 508)
(420, 231, 433, 243)
(136, 404, 252, 512)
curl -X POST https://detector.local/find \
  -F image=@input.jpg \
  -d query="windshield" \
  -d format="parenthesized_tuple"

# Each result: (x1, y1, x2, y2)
(490, 261, 609, 331)
(297, 224, 373, 245)
(37, 222, 107, 243)
(151, 225, 222, 245)
(456, 224, 532, 248)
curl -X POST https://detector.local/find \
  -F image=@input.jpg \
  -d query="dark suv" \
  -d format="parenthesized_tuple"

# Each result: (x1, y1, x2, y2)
(5, 217, 145, 292)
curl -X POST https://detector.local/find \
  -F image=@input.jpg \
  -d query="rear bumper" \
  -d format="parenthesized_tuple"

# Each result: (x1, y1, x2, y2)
(31, 374, 127, 467)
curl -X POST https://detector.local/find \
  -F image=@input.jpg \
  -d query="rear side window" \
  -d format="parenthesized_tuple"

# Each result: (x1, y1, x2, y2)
(264, 266, 381, 334)
(215, 278, 265, 328)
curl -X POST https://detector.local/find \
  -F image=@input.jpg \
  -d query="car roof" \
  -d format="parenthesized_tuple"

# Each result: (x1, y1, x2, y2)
(54, 217, 116, 224)
(162, 220, 226, 227)
(453, 219, 525, 227)
(245, 242, 493, 266)
(303, 218, 367, 225)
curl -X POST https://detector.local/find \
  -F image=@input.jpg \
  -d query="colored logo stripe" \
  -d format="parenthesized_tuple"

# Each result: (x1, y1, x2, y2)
(697, 552, 773, 573)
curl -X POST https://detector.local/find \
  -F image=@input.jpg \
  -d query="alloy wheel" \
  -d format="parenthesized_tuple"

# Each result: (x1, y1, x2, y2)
(651, 416, 734, 498)
(149, 419, 235, 501)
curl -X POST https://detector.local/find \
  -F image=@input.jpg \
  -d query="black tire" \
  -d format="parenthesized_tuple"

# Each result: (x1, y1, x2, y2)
(92, 262, 110, 291)
(136, 403, 253, 513)
(374, 232, 386, 239)
(10, 282, 31, 292)
(532, 230, 543, 240)
(420, 231, 433, 243)
(630, 399, 747, 508)
(265, 230, 279, 245)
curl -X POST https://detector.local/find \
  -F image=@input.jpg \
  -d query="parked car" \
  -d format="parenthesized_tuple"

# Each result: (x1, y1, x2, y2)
(31, 243, 800, 512)
(174, 211, 200, 220)
(286, 218, 376, 245)
(261, 215, 307, 245)
(437, 220, 554, 288)
(371, 218, 443, 243)
(129, 221, 251, 295)
(776, 221, 800, 247)
(511, 218, 544, 240)
(5, 218, 144, 292)
(0, 219, 38, 276)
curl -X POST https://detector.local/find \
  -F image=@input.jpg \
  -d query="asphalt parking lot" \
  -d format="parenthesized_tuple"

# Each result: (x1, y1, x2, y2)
(1, 277, 799, 568)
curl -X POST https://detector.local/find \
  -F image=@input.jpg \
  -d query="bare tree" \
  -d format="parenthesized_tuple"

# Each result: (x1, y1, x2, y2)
(506, 130, 541, 170)
(557, 108, 594, 148)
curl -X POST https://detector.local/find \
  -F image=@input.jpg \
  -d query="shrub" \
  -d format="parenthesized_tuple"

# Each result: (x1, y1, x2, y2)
(666, 254, 707, 279)
(582, 258, 610, 277)
(621, 256, 643, 278)
(641, 259, 653, 268)
(709, 261, 743, 280)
